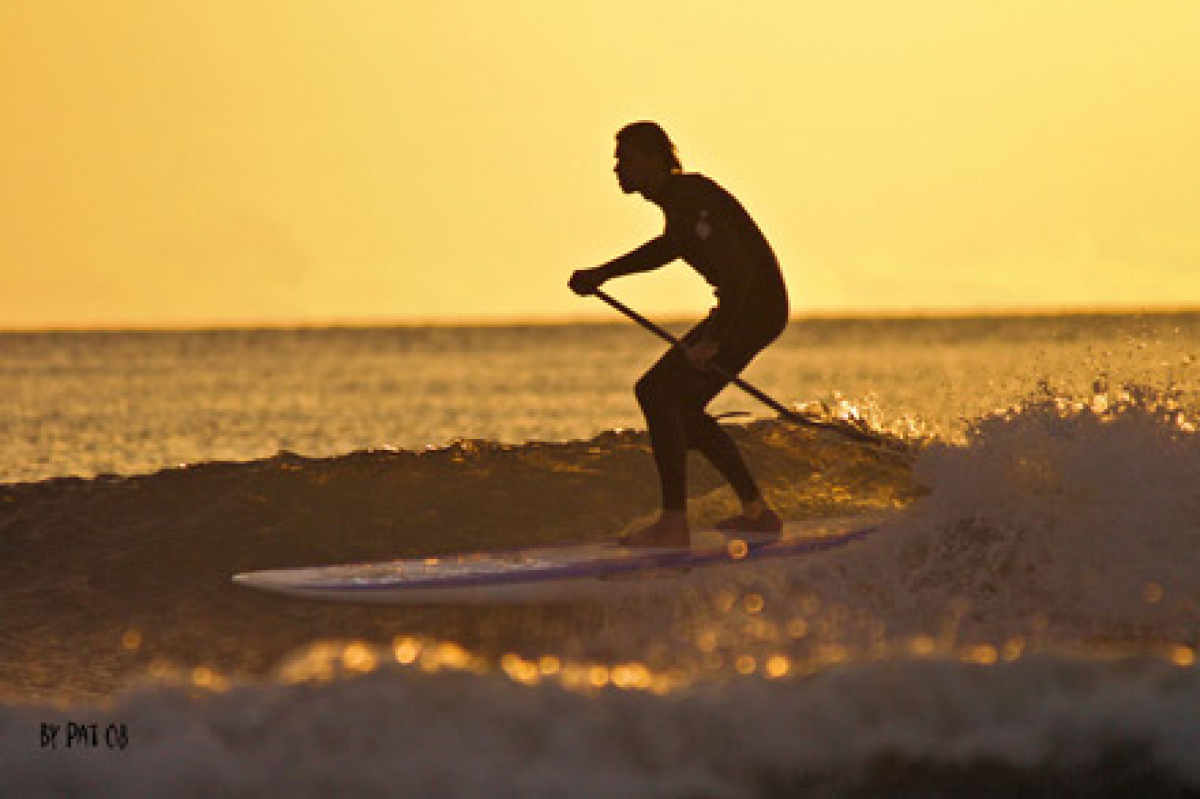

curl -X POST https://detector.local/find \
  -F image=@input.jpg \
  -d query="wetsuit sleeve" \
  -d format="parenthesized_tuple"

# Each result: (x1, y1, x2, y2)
(597, 235, 678, 281)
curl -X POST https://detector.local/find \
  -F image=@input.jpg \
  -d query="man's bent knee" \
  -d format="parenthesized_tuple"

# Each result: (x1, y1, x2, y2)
(635, 372, 666, 412)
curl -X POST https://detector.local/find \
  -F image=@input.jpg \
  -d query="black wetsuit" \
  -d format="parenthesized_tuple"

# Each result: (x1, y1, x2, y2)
(598, 172, 789, 511)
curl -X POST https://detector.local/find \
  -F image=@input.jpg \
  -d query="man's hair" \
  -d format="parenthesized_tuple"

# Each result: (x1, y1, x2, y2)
(617, 121, 682, 173)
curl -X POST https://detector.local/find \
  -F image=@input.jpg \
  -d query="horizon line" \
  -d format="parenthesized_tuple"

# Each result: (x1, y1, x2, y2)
(3, 302, 1200, 333)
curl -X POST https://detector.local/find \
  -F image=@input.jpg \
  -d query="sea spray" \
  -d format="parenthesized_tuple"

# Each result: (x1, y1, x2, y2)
(762, 385, 1200, 646)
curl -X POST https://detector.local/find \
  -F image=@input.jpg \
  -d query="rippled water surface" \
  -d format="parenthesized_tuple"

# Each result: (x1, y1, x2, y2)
(3, 313, 1199, 796)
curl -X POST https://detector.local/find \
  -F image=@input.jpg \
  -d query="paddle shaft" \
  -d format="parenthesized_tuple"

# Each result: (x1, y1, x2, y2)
(591, 289, 913, 458)
(593, 289, 825, 429)
(595, 286, 801, 410)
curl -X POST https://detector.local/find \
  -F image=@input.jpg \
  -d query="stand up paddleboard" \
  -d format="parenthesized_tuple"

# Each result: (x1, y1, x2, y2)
(232, 515, 884, 604)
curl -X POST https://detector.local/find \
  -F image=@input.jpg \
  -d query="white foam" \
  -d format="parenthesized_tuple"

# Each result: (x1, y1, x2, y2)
(4, 656, 1198, 797)
(781, 389, 1200, 643)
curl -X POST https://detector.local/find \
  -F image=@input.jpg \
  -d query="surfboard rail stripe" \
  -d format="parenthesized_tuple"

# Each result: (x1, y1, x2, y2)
(233, 519, 881, 600)
(301, 527, 874, 592)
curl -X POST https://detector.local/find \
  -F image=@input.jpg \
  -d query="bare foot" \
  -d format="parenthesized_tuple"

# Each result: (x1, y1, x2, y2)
(620, 514, 690, 548)
(715, 504, 783, 536)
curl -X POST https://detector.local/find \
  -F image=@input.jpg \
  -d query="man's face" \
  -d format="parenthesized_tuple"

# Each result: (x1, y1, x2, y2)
(613, 142, 659, 195)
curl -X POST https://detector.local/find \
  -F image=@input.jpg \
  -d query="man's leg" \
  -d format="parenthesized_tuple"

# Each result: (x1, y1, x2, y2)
(679, 330, 784, 533)
(681, 405, 781, 533)
(635, 348, 691, 514)
(681, 406, 762, 504)
(622, 338, 702, 546)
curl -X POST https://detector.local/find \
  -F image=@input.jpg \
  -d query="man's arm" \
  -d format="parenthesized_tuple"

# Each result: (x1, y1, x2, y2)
(569, 235, 678, 295)
(598, 235, 677, 279)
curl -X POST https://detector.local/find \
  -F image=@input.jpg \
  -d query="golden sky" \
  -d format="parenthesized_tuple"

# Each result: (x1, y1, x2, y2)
(2, 1, 1198, 327)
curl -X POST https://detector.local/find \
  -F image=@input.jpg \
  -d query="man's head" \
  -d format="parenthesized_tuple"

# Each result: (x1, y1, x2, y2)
(614, 121, 681, 196)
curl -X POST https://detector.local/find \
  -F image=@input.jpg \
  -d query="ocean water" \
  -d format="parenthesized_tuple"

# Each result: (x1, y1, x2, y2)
(3, 313, 1200, 796)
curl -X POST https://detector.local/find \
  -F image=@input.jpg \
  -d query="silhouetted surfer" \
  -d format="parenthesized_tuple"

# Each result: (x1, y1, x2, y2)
(570, 121, 789, 547)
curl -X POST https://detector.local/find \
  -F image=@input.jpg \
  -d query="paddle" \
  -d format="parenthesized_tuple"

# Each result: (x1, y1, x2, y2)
(592, 288, 912, 458)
